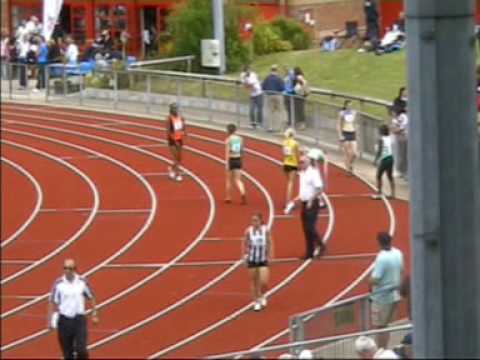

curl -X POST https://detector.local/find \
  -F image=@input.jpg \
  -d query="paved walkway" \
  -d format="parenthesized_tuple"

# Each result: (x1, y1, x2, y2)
(3, 88, 411, 200)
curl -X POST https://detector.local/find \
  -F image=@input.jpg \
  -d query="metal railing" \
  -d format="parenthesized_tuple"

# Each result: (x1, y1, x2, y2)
(1, 62, 393, 159)
(206, 323, 413, 359)
(127, 55, 196, 72)
(3, 62, 478, 154)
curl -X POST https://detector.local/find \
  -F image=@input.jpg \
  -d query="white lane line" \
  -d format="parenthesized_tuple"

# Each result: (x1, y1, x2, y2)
(0, 260, 36, 265)
(134, 144, 168, 149)
(275, 213, 329, 219)
(203, 237, 243, 241)
(141, 172, 170, 177)
(1, 157, 44, 248)
(1, 295, 38, 300)
(0, 127, 157, 320)
(0, 139, 100, 286)
(0, 116, 214, 352)
(104, 254, 376, 270)
(59, 155, 103, 160)
(39, 208, 93, 213)
(327, 193, 374, 198)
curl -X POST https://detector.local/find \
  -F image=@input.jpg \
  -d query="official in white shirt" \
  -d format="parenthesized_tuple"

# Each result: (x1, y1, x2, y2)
(294, 150, 326, 259)
(48, 259, 99, 359)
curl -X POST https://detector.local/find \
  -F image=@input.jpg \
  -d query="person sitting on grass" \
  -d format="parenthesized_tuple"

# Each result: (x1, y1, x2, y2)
(372, 125, 395, 199)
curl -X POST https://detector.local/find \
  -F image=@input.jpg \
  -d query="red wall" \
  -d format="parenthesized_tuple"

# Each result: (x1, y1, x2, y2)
(380, 0, 480, 33)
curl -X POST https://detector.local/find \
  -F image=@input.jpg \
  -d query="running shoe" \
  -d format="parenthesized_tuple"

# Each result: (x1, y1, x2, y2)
(370, 194, 383, 200)
(253, 301, 262, 312)
(168, 167, 175, 180)
(176, 175, 183, 182)
(260, 296, 267, 308)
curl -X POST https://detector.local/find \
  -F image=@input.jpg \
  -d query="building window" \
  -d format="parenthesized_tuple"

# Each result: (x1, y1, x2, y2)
(71, 6, 87, 44)
(95, 4, 128, 40)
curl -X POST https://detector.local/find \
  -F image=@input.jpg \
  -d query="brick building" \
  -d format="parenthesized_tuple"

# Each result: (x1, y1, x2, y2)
(1, 0, 478, 56)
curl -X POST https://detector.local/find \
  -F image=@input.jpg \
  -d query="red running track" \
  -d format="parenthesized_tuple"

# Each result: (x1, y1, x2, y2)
(0, 103, 411, 358)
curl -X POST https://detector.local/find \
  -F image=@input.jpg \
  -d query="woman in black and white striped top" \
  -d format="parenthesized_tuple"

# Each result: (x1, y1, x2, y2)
(243, 213, 273, 311)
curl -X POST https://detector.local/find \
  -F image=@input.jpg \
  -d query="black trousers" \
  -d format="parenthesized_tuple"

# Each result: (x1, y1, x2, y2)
(57, 315, 88, 359)
(301, 199, 322, 258)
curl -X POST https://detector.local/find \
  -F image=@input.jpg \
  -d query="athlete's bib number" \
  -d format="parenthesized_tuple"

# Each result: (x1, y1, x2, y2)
(231, 141, 242, 153)
(173, 120, 183, 131)
(283, 146, 292, 156)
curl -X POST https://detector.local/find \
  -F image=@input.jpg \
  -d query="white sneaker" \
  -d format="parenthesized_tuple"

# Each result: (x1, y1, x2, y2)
(32, 88, 39, 93)
(168, 168, 175, 180)
(253, 301, 262, 312)
(260, 296, 267, 308)
(176, 175, 183, 182)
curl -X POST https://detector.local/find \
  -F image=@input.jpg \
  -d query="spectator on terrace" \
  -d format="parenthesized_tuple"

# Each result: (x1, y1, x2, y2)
(1, 30, 9, 79)
(241, 65, 264, 129)
(375, 26, 405, 55)
(16, 34, 29, 89)
(64, 36, 79, 65)
(35, 36, 49, 91)
(391, 87, 408, 116)
(99, 29, 114, 53)
(393, 333, 413, 359)
(364, 0, 380, 48)
(391, 107, 408, 179)
(355, 336, 379, 359)
(369, 232, 404, 350)
(321, 34, 339, 52)
(262, 64, 285, 131)
(25, 15, 42, 36)
(283, 67, 296, 126)
(395, 12, 406, 33)
(293, 66, 309, 130)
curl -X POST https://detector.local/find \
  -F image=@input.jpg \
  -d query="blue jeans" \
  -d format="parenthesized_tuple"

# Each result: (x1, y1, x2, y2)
(249, 94, 264, 126)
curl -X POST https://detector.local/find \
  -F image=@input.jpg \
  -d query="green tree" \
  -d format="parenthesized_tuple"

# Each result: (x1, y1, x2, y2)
(167, 0, 250, 72)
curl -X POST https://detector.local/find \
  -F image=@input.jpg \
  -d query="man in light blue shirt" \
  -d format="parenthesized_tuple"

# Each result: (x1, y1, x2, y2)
(369, 231, 404, 350)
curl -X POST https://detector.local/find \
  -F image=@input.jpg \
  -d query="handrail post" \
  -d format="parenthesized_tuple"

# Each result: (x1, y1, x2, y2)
(45, 64, 50, 102)
(113, 70, 118, 109)
(235, 82, 241, 128)
(146, 74, 152, 113)
(62, 64, 67, 98)
(8, 63, 13, 100)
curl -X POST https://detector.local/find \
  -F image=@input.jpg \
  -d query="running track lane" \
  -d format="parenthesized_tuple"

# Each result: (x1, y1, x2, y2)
(2, 129, 159, 339)
(1, 103, 410, 358)
(29, 109, 386, 358)
(0, 107, 270, 358)
(0, 157, 42, 247)
(0, 125, 214, 350)
(0, 111, 306, 358)
(0, 141, 100, 283)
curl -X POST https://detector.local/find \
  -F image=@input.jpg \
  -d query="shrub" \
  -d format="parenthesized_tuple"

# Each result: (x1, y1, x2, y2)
(253, 23, 293, 55)
(271, 17, 312, 50)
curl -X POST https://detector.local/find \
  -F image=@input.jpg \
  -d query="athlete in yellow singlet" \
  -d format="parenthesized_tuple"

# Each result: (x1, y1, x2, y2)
(282, 128, 300, 205)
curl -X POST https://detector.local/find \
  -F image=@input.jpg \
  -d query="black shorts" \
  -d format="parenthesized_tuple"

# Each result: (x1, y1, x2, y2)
(342, 131, 356, 142)
(377, 156, 394, 179)
(283, 164, 298, 173)
(168, 138, 183, 147)
(228, 158, 242, 170)
(247, 261, 268, 268)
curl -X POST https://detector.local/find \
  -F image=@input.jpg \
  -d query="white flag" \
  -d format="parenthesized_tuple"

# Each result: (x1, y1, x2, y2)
(43, 0, 63, 41)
